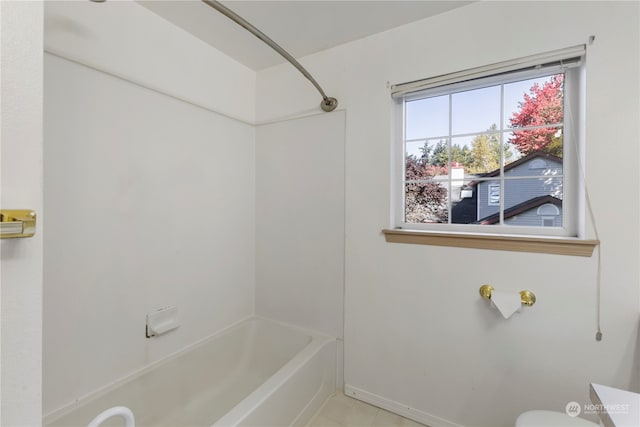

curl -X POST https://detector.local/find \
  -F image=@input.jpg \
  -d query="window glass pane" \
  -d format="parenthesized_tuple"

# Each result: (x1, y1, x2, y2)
(405, 139, 425, 160)
(405, 139, 448, 180)
(500, 177, 563, 227)
(504, 74, 564, 130)
(507, 125, 563, 158)
(475, 179, 501, 224)
(452, 135, 500, 176)
(451, 85, 500, 135)
(405, 95, 449, 140)
(450, 137, 474, 177)
(503, 131, 523, 168)
(502, 130, 563, 178)
(405, 181, 448, 224)
(504, 176, 563, 203)
(451, 178, 479, 225)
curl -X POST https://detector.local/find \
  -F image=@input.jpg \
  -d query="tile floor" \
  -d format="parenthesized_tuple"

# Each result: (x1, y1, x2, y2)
(307, 392, 428, 427)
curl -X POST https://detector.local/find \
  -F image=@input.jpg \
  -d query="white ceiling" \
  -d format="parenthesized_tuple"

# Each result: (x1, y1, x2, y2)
(138, 1, 473, 70)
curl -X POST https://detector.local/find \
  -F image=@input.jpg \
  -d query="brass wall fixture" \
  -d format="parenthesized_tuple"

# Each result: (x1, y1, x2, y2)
(0, 210, 37, 238)
(479, 284, 536, 306)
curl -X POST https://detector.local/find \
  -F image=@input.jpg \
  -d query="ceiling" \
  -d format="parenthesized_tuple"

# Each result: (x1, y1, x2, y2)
(138, 1, 473, 70)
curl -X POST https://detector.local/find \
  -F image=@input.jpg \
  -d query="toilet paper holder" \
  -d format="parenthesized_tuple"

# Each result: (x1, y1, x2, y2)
(479, 285, 536, 306)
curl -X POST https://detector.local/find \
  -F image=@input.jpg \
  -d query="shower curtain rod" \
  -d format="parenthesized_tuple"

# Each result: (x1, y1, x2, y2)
(201, 0, 338, 112)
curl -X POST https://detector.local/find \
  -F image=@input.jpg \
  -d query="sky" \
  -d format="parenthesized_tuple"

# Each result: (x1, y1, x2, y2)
(404, 74, 560, 159)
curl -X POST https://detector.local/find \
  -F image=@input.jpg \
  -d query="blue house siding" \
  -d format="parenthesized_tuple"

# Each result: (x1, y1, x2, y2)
(504, 205, 563, 227)
(477, 156, 563, 221)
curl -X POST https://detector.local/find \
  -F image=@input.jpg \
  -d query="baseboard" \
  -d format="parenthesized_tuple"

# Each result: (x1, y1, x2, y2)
(344, 384, 464, 427)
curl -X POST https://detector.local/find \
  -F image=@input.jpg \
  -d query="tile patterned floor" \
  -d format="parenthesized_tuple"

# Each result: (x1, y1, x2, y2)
(307, 392, 428, 427)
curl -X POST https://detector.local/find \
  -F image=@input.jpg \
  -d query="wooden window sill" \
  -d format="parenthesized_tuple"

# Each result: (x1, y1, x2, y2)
(382, 229, 598, 257)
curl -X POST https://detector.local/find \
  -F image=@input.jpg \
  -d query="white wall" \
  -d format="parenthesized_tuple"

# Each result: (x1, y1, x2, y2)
(255, 112, 345, 339)
(0, 1, 44, 425)
(45, 0, 255, 124)
(43, 2, 256, 416)
(257, 2, 640, 427)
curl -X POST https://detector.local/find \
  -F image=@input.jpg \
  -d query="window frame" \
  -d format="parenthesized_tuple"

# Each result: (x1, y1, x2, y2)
(392, 62, 584, 239)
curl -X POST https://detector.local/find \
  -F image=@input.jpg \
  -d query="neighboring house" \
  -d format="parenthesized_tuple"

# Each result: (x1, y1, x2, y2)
(476, 194, 563, 227)
(453, 152, 564, 227)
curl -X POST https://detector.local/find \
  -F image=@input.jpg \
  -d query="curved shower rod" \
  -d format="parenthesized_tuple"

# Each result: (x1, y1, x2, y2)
(201, 0, 338, 112)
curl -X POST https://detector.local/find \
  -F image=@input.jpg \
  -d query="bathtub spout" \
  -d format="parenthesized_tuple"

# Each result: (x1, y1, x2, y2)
(87, 406, 135, 427)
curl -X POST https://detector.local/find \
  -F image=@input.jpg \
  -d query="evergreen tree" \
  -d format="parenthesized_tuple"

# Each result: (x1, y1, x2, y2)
(430, 140, 448, 166)
(451, 144, 472, 166)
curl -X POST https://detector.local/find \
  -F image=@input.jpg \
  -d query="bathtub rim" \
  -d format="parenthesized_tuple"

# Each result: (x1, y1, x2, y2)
(43, 315, 334, 425)
(212, 328, 335, 427)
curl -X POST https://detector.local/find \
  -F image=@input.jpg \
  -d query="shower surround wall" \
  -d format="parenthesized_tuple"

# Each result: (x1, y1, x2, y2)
(43, 1, 256, 415)
(43, 1, 347, 418)
(256, 2, 640, 427)
(255, 113, 345, 340)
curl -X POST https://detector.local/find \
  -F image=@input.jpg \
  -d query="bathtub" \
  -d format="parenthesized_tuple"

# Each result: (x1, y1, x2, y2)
(43, 317, 336, 427)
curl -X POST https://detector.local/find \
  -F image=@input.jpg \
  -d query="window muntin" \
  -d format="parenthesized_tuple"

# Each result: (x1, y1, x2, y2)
(397, 66, 580, 237)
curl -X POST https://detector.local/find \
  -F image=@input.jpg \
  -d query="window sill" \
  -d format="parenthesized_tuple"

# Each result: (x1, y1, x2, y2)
(382, 229, 598, 257)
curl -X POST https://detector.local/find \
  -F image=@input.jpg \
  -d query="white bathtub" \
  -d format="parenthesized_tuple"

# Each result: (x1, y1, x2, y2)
(44, 317, 336, 427)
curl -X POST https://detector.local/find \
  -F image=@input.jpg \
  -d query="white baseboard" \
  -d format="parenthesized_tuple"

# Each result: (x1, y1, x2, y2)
(344, 384, 465, 427)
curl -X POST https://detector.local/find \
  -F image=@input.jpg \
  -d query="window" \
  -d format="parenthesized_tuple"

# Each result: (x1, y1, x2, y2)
(528, 159, 548, 169)
(392, 46, 585, 238)
(488, 183, 500, 206)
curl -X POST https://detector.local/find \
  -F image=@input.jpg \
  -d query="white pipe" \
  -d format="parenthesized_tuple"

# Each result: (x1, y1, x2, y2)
(86, 406, 135, 427)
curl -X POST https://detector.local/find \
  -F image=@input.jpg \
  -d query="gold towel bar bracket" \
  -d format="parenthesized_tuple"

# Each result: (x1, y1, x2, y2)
(479, 284, 536, 306)
(0, 210, 37, 239)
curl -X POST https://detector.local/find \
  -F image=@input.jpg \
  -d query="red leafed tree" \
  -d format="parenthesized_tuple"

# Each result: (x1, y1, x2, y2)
(405, 155, 448, 223)
(509, 74, 564, 157)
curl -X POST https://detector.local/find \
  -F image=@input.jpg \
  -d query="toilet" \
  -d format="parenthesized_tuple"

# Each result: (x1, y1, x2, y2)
(516, 410, 600, 427)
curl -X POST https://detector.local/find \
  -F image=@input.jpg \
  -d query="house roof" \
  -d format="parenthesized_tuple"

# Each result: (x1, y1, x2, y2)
(470, 151, 563, 185)
(476, 195, 562, 225)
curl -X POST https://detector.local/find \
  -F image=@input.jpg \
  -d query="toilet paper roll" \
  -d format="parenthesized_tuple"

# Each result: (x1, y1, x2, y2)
(491, 291, 522, 319)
